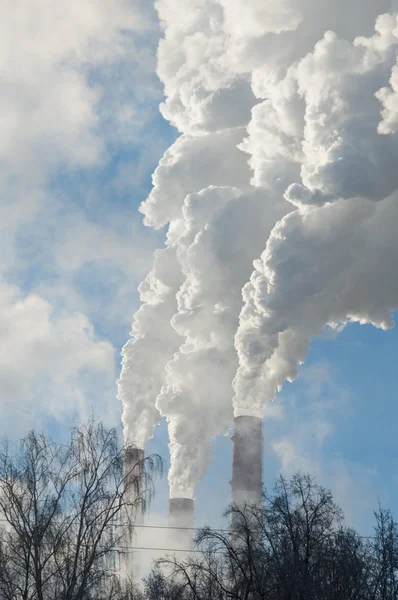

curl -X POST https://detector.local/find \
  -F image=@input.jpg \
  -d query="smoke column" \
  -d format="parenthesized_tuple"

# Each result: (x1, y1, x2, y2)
(168, 497, 195, 550)
(233, 11, 398, 418)
(120, 0, 398, 502)
(122, 447, 144, 577)
(118, 247, 183, 448)
(232, 416, 262, 506)
(119, 0, 289, 499)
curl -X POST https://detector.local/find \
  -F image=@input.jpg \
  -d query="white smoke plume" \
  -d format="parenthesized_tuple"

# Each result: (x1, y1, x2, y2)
(233, 12, 398, 416)
(119, 246, 183, 447)
(158, 186, 287, 497)
(120, 0, 398, 498)
(119, 0, 265, 481)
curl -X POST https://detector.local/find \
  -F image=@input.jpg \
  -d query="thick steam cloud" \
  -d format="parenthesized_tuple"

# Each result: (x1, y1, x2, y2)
(233, 13, 398, 415)
(119, 0, 398, 499)
(157, 186, 286, 497)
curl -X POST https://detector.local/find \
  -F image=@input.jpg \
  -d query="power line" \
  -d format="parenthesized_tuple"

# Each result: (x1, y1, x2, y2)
(135, 524, 227, 532)
(118, 546, 205, 553)
(0, 519, 376, 540)
(0, 518, 224, 532)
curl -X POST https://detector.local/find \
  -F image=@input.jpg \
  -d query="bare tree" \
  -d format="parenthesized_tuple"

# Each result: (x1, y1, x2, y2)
(144, 566, 187, 600)
(366, 505, 398, 600)
(157, 473, 371, 600)
(0, 418, 162, 600)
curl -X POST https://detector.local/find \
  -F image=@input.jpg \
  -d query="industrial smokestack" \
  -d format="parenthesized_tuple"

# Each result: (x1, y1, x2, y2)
(125, 446, 144, 504)
(122, 446, 145, 577)
(231, 416, 262, 506)
(168, 497, 194, 550)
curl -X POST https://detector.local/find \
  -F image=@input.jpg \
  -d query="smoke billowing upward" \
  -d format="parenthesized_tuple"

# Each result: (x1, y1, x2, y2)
(157, 186, 287, 497)
(119, 0, 398, 499)
(233, 12, 398, 416)
(118, 246, 183, 448)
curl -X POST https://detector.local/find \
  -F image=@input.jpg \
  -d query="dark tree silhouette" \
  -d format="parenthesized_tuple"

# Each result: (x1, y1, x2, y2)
(0, 419, 162, 600)
(158, 473, 373, 600)
(1, 427, 398, 600)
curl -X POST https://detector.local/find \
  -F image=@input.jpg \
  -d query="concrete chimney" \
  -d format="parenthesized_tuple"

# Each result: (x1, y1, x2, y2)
(168, 497, 194, 550)
(122, 446, 145, 577)
(124, 446, 145, 501)
(231, 416, 262, 506)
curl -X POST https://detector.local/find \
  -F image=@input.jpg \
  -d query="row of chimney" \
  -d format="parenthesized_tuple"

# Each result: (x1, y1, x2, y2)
(123, 415, 263, 563)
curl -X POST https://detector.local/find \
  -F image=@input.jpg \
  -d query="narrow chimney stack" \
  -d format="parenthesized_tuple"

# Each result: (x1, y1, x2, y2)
(169, 497, 194, 550)
(123, 446, 145, 577)
(231, 416, 262, 506)
(125, 446, 145, 499)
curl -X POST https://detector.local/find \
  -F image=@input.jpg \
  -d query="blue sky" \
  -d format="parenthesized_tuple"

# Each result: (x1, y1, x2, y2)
(2, 0, 398, 543)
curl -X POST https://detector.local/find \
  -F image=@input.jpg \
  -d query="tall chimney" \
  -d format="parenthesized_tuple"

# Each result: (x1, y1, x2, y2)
(123, 446, 145, 576)
(125, 446, 145, 504)
(168, 497, 194, 550)
(231, 416, 262, 506)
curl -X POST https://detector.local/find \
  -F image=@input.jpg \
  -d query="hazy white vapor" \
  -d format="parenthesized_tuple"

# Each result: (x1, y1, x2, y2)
(121, 0, 398, 498)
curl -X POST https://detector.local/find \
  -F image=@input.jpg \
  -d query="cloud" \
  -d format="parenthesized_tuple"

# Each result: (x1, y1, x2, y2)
(0, 0, 167, 434)
(0, 0, 161, 217)
(0, 278, 116, 436)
